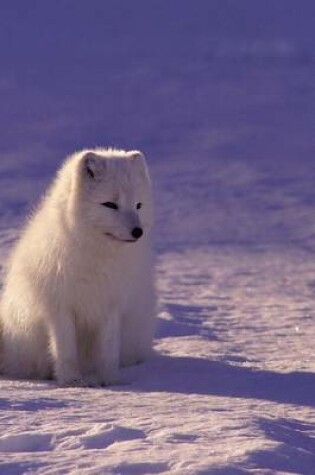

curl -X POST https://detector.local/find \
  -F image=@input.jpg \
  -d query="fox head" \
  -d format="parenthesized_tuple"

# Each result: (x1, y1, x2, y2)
(71, 148, 153, 243)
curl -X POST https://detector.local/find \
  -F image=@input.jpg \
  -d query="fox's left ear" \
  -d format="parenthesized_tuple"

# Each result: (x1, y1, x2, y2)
(127, 150, 145, 161)
(127, 150, 149, 179)
(80, 151, 105, 181)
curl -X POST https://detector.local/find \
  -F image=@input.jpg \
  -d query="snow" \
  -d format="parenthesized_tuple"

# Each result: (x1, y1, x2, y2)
(1, 1, 315, 473)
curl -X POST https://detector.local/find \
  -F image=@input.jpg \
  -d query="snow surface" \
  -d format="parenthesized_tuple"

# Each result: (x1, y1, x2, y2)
(1, 1, 315, 473)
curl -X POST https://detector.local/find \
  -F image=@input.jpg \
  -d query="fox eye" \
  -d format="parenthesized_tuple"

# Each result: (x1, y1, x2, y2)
(102, 202, 119, 210)
(136, 203, 142, 210)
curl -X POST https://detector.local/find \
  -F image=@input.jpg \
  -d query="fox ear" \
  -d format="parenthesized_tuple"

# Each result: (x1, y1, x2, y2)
(127, 150, 149, 179)
(127, 150, 145, 162)
(81, 151, 105, 181)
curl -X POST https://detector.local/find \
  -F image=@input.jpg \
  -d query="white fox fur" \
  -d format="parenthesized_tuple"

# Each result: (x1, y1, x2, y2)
(0, 148, 156, 386)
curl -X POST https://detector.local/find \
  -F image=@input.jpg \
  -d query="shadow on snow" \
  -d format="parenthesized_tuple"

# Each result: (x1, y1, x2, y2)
(129, 354, 315, 408)
(209, 417, 315, 475)
(247, 417, 315, 474)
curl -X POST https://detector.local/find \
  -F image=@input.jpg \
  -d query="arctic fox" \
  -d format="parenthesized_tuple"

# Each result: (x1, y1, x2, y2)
(0, 148, 156, 386)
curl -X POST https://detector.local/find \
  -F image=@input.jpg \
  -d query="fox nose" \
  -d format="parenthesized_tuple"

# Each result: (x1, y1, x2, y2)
(131, 227, 143, 240)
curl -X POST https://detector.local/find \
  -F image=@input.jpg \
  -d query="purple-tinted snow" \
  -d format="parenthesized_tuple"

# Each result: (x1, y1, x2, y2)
(1, 1, 315, 248)
(1, 2, 315, 474)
